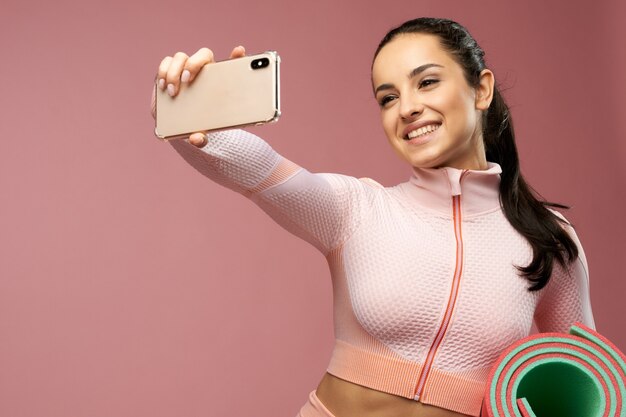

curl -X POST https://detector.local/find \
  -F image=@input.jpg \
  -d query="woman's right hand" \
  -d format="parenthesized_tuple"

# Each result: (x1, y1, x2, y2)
(150, 46, 247, 147)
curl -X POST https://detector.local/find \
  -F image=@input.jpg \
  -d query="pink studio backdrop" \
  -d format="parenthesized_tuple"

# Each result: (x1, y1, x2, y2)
(1, 1, 624, 416)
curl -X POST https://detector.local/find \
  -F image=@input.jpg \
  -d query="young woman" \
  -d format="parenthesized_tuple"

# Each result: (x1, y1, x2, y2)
(151, 17, 595, 417)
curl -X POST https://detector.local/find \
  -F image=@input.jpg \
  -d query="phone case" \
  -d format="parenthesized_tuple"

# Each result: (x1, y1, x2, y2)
(154, 51, 280, 141)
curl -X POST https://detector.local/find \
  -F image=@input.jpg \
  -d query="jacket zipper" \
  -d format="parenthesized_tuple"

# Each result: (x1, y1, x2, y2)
(414, 171, 468, 401)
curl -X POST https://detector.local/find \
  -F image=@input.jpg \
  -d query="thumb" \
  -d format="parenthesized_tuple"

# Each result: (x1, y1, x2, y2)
(189, 132, 207, 148)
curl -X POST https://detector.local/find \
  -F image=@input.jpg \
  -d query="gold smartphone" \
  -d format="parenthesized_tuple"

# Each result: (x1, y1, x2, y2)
(154, 51, 280, 141)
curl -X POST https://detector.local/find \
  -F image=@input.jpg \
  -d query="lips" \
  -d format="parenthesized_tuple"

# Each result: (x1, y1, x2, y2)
(402, 120, 442, 140)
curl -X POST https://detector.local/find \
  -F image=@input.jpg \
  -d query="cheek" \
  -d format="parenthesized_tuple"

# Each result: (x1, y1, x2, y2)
(439, 90, 475, 133)
(381, 111, 396, 137)
(455, 89, 477, 119)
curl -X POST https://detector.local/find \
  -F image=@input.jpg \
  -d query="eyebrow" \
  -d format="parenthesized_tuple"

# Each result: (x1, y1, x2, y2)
(374, 63, 444, 95)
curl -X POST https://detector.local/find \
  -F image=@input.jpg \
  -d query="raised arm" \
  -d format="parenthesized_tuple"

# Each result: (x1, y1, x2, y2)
(151, 47, 378, 255)
(168, 129, 377, 254)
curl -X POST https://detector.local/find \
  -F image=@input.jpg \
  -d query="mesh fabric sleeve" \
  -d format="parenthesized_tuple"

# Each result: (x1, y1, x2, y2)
(167, 129, 376, 255)
(533, 211, 596, 333)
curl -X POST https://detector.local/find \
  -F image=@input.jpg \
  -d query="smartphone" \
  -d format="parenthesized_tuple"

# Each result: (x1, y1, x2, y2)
(154, 51, 280, 141)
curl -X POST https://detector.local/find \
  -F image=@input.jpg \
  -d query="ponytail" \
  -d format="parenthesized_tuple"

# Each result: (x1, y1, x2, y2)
(483, 88, 578, 290)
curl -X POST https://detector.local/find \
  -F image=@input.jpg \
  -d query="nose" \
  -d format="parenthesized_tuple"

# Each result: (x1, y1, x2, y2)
(399, 95, 423, 121)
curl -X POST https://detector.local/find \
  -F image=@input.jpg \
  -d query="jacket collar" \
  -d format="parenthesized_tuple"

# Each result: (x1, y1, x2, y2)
(404, 162, 502, 216)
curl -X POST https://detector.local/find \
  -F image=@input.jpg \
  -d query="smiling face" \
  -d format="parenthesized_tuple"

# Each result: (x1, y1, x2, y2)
(372, 33, 494, 170)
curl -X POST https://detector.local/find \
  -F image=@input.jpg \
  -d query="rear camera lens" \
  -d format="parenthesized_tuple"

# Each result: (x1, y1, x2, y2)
(251, 58, 270, 69)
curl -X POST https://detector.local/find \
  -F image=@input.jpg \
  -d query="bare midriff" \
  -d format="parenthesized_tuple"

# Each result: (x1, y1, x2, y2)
(315, 373, 473, 417)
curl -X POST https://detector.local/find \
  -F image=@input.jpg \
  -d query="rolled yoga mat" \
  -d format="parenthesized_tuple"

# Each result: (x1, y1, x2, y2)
(481, 322, 626, 417)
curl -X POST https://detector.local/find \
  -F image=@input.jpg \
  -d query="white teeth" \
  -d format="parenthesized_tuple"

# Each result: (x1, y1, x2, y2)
(407, 124, 440, 139)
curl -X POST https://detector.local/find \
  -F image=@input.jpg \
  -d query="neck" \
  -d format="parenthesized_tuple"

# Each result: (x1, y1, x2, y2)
(432, 134, 488, 171)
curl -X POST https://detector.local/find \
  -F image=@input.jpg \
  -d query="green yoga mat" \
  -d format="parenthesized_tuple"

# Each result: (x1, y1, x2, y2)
(481, 322, 625, 417)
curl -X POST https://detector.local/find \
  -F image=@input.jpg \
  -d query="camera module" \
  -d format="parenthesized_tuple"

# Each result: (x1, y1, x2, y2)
(251, 58, 270, 70)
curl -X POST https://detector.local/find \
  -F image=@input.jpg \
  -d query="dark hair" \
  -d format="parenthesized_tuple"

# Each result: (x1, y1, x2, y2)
(373, 17, 577, 291)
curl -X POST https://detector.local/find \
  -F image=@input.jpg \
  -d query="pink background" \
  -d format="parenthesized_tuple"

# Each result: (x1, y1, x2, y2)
(1, 1, 625, 416)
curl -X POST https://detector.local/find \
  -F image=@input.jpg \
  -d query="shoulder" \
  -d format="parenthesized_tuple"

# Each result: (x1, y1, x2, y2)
(546, 208, 589, 276)
(358, 177, 385, 189)
(547, 207, 578, 237)
(546, 208, 584, 248)
(314, 173, 386, 190)
(547, 208, 569, 222)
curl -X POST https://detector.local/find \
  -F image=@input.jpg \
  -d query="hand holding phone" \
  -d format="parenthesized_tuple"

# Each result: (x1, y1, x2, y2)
(151, 46, 280, 146)
(152, 46, 241, 146)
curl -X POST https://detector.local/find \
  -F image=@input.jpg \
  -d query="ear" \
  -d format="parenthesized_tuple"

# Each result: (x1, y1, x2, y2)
(475, 69, 495, 111)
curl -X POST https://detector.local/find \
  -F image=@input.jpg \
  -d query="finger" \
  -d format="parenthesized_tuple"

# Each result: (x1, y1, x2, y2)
(165, 51, 189, 97)
(156, 56, 173, 91)
(188, 132, 208, 147)
(183, 47, 215, 84)
(150, 84, 156, 119)
(229, 45, 246, 59)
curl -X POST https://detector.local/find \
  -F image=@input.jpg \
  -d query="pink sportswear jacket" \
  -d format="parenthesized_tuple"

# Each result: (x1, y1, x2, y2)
(169, 129, 595, 416)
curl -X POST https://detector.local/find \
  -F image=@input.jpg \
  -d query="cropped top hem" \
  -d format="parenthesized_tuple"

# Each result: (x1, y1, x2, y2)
(327, 339, 488, 416)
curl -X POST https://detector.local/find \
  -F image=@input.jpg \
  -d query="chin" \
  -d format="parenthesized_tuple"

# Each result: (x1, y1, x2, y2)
(403, 151, 446, 170)
(401, 157, 435, 170)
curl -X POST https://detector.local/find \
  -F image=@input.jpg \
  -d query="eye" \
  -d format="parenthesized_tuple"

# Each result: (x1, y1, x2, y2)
(419, 79, 439, 88)
(379, 95, 397, 108)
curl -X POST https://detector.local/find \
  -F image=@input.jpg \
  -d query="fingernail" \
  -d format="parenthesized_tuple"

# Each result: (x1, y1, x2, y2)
(167, 83, 176, 97)
(191, 136, 206, 147)
(158, 78, 165, 90)
(181, 70, 190, 83)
